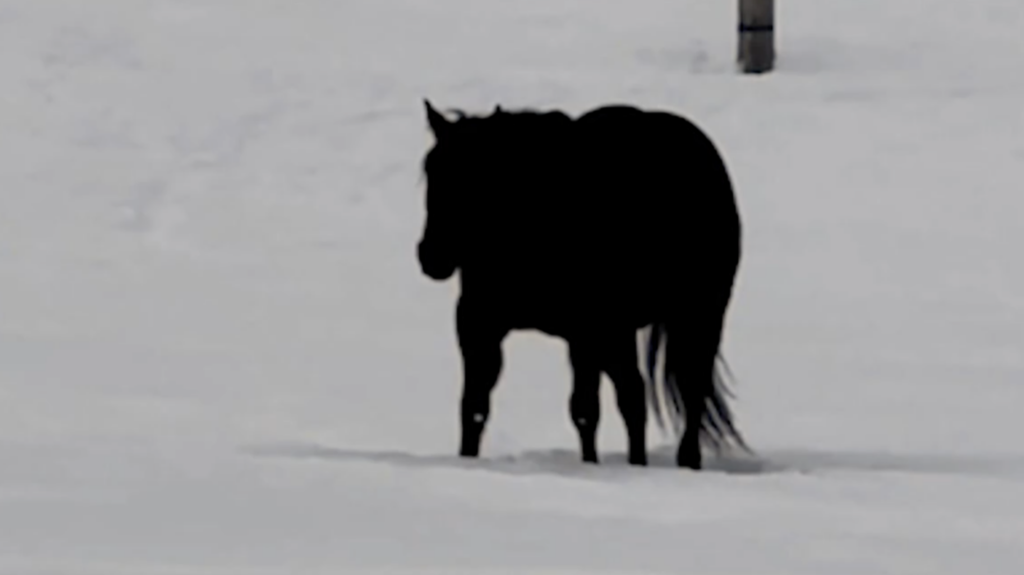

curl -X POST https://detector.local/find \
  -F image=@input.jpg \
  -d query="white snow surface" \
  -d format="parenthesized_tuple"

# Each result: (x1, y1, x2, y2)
(2, 0, 1024, 572)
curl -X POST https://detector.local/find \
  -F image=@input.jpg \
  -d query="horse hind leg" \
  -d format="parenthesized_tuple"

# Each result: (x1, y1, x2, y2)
(601, 332, 648, 466)
(567, 338, 601, 463)
(674, 304, 729, 470)
(456, 297, 508, 458)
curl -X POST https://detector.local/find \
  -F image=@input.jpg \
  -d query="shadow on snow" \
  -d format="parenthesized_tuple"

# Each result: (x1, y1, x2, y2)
(245, 441, 1024, 482)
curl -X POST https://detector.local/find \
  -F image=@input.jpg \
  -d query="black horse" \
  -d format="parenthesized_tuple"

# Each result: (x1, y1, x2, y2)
(417, 99, 747, 470)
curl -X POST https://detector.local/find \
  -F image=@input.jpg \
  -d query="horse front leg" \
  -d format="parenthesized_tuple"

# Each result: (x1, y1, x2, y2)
(456, 297, 508, 458)
(567, 338, 601, 463)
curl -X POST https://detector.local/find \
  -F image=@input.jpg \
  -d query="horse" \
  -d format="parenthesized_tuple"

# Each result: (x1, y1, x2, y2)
(416, 99, 747, 470)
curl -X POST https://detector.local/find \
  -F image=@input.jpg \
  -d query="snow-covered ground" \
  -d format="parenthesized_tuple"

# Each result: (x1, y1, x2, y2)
(2, 0, 1024, 572)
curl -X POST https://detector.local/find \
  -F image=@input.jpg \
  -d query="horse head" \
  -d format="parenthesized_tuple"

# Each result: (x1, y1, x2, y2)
(417, 99, 466, 281)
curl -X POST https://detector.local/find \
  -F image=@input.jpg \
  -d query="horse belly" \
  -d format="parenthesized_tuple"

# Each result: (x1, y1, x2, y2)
(472, 272, 653, 337)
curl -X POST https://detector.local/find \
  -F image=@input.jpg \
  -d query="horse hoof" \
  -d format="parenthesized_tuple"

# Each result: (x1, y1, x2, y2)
(676, 450, 702, 470)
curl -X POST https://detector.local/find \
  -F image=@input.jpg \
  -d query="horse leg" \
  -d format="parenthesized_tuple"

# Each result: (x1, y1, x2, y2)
(456, 297, 507, 458)
(601, 332, 648, 466)
(675, 306, 728, 470)
(567, 338, 601, 463)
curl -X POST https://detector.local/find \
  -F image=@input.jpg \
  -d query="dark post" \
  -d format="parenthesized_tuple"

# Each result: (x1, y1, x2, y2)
(738, 0, 775, 74)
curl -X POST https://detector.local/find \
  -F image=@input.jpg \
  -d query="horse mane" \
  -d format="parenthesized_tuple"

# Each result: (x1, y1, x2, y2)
(449, 104, 571, 121)
(421, 104, 574, 179)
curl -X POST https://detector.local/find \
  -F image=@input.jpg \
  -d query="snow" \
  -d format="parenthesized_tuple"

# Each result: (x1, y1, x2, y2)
(2, 0, 1024, 572)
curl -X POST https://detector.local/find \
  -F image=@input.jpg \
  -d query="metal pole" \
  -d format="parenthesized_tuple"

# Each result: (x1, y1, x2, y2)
(738, 0, 775, 74)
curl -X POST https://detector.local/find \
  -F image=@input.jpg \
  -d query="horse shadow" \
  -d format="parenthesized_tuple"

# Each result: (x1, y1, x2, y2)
(245, 442, 769, 480)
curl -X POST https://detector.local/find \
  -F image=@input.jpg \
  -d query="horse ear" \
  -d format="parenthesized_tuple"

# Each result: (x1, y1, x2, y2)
(493, 104, 503, 115)
(424, 99, 451, 139)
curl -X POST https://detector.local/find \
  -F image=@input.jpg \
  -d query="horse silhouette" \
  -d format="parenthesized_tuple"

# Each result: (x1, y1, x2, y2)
(417, 99, 747, 469)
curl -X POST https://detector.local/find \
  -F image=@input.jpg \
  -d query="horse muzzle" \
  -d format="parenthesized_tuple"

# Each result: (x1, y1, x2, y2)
(417, 239, 458, 281)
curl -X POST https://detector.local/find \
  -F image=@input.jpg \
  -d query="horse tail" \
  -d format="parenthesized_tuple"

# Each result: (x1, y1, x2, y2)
(642, 321, 747, 454)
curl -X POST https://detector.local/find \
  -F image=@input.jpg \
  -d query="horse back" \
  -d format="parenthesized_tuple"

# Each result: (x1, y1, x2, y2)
(458, 105, 739, 318)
